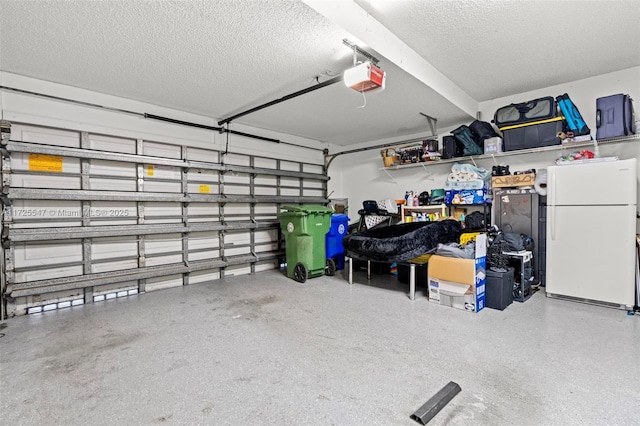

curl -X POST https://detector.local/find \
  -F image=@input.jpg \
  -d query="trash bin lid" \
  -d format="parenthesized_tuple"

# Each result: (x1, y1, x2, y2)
(331, 213, 349, 221)
(281, 205, 333, 214)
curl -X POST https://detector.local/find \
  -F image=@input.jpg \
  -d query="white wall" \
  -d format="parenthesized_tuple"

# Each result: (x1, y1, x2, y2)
(330, 66, 640, 219)
(5, 67, 639, 216)
(0, 72, 326, 165)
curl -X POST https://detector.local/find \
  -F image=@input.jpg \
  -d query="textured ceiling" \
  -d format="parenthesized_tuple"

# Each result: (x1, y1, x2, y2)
(1, 0, 638, 146)
(355, 0, 640, 101)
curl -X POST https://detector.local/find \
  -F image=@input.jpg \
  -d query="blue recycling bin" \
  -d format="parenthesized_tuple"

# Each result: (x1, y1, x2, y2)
(326, 214, 349, 270)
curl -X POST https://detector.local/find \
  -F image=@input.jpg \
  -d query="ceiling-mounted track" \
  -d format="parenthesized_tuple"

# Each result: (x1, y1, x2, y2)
(342, 38, 380, 65)
(217, 75, 343, 126)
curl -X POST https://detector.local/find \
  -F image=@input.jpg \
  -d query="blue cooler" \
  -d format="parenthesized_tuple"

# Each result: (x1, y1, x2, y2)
(326, 214, 349, 270)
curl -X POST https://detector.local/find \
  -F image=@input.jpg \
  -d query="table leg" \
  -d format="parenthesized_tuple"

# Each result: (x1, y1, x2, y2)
(410, 263, 416, 301)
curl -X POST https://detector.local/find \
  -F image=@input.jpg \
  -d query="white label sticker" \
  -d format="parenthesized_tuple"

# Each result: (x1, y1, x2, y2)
(338, 224, 345, 234)
(287, 222, 294, 233)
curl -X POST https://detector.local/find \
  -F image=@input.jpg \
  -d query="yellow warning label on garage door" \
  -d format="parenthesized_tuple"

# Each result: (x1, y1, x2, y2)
(28, 154, 63, 172)
(199, 185, 211, 193)
(147, 165, 154, 176)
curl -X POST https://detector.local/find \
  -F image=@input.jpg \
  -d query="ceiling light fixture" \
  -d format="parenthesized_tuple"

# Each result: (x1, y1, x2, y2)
(342, 39, 386, 93)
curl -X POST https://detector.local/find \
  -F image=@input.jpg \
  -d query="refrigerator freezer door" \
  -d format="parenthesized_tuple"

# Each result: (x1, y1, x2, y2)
(546, 204, 636, 307)
(548, 158, 637, 206)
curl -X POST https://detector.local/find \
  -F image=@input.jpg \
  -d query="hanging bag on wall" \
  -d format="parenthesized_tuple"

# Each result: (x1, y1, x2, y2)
(451, 125, 483, 156)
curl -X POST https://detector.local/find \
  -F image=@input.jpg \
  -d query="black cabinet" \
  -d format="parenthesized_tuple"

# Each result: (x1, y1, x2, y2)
(493, 189, 546, 285)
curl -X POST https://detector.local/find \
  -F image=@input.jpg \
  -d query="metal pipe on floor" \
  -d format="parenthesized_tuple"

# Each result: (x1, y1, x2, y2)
(411, 381, 462, 424)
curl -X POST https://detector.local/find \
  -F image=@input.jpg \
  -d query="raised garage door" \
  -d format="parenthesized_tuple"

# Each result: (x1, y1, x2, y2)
(0, 122, 328, 317)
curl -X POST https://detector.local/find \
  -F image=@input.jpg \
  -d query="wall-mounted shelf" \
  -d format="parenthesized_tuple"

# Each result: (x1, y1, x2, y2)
(379, 161, 435, 183)
(381, 134, 640, 171)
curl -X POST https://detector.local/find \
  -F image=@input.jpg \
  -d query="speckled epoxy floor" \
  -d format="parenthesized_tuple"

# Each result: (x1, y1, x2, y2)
(1, 269, 639, 425)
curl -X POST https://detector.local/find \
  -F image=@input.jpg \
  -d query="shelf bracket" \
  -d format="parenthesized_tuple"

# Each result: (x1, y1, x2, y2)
(419, 113, 438, 138)
(419, 163, 435, 180)
(380, 167, 397, 183)
(592, 138, 600, 157)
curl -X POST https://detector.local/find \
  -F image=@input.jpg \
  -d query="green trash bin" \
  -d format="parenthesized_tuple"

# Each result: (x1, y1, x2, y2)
(279, 205, 334, 282)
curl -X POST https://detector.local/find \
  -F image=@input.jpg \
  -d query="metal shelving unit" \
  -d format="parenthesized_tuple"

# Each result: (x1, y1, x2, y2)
(381, 134, 640, 171)
(0, 121, 328, 317)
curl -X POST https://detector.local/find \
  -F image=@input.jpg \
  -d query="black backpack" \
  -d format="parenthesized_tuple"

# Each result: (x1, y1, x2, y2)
(469, 120, 500, 146)
(464, 211, 487, 231)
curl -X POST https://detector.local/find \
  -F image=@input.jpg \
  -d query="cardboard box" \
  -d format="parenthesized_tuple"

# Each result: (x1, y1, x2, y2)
(491, 173, 536, 188)
(444, 189, 487, 205)
(453, 207, 467, 220)
(484, 137, 503, 154)
(428, 234, 486, 312)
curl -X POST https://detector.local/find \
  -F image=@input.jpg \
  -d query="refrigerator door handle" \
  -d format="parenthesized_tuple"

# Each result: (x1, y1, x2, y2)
(549, 169, 556, 207)
(549, 170, 556, 241)
(550, 204, 556, 241)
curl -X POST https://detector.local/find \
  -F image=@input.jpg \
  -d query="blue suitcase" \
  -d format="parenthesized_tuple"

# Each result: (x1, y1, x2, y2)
(556, 93, 590, 136)
(596, 94, 635, 139)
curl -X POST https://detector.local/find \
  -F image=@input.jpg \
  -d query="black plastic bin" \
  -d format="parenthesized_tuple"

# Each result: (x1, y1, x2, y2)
(485, 267, 514, 310)
(502, 118, 564, 151)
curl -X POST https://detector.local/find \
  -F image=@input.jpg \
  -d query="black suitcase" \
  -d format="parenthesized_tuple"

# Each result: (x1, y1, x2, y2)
(441, 135, 464, 159)
(596, 94, 636, 139)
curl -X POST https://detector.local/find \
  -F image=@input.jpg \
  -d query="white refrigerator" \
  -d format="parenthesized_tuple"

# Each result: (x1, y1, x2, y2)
(546, 158, 637, 309)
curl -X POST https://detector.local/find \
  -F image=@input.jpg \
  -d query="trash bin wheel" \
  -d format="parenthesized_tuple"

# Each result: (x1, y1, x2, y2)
(293, 263, 308, 283)
(325, 258, 336, 276)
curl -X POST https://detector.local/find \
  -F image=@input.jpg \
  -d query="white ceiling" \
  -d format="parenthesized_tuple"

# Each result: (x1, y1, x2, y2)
(1, 0, 639, 146)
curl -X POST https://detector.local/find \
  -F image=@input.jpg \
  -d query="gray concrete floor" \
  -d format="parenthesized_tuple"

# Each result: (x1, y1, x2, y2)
(1, 268, 639, 425)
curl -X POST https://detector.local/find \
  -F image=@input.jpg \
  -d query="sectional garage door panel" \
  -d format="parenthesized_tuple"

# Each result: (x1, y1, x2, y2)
(16, 126, 80, 148)
(10, 200, 83, 228)
(1, 122, 327, 317)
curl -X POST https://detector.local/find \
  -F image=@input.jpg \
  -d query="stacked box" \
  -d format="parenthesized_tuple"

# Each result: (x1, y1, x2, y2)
(428, 234, 487, 313)
(444, 188, 487, 205)
(491, 173, 536, 188)
(483, 137, 503, 154)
